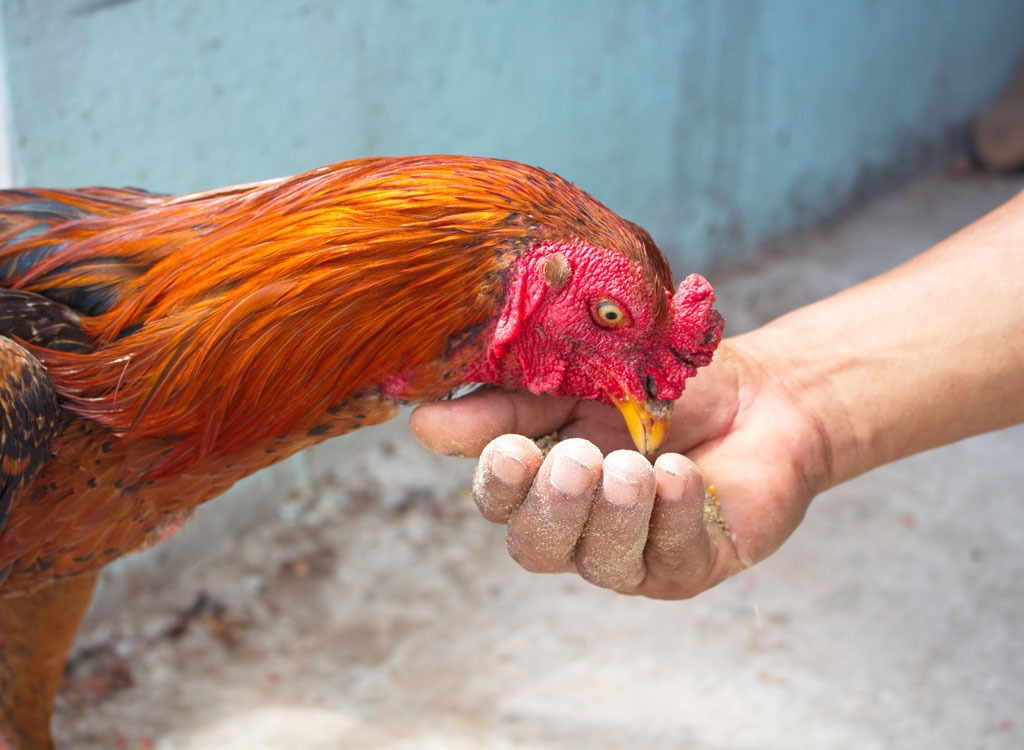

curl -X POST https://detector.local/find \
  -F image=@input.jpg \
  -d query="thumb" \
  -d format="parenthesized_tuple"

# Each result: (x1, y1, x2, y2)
(410, 388, 578, 458)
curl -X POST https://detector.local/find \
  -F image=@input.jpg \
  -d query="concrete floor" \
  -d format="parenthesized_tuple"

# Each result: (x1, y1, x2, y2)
(55, 170, 1024, 749)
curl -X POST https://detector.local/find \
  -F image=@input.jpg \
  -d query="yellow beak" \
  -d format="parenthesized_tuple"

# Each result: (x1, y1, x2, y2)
(612, 393, 672, 456)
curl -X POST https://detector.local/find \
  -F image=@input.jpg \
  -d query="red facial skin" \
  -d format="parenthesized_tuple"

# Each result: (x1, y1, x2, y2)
(467, 240, 723, 410)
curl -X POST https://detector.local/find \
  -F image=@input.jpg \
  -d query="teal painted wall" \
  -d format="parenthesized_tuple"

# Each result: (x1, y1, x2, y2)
(1, 0, 1022, 269)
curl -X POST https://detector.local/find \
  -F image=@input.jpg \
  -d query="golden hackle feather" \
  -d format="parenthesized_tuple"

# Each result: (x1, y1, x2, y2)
(0, 156, 673, 474)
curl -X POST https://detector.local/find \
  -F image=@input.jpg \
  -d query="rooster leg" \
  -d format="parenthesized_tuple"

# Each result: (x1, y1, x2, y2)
(0, 572, 98, 750)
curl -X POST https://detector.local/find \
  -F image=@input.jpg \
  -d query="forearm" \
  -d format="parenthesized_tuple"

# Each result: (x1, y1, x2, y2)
(733, 189, 1024, 488)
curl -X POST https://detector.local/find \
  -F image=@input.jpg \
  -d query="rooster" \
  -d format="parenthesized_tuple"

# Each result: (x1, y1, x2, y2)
(0, 155, 722, 748)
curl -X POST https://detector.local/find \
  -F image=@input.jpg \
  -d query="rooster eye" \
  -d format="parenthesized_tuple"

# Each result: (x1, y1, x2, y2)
(594, 298, 629, 328)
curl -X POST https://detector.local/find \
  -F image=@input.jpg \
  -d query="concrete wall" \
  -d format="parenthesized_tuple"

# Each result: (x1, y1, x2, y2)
(2, 0, 1022, 270)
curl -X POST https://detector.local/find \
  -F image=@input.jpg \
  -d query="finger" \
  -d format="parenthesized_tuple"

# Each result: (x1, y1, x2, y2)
(472, 434, 544, 523)
(505, 438, 602, 574)
(573, 450, 656, 591)
(410, 389, 577, 458)
(635, 453, 717, 599)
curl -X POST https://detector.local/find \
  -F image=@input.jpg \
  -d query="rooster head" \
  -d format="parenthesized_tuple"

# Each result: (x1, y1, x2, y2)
(469, 218, 723, 456)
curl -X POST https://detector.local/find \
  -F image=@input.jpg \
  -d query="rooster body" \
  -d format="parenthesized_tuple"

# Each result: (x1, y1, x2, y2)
(0, 156, 722, 747)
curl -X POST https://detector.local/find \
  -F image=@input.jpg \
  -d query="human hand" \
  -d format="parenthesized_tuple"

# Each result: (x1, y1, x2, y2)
(410, 338, 833, 599)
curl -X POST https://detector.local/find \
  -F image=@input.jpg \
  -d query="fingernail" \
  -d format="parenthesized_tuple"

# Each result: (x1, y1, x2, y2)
(491, 449, 528, 485)
(604, 469, 641, 506)
(549, 454, 595, 495)
(655, 454, 688, 478)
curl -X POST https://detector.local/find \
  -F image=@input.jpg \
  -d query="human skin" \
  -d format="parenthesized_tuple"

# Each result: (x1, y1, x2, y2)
(410, 189, 1024, 599)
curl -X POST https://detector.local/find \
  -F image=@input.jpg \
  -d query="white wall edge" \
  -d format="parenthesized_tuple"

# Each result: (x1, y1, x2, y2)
(0, 10, 15, 189)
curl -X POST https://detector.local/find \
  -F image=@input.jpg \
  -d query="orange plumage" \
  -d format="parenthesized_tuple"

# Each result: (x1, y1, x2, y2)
(0, 155, 721, 747)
